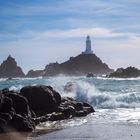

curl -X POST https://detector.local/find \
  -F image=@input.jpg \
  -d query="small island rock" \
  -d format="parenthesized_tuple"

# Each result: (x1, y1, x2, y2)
(0, 55, 25, 78)
(109, 67, 140, 78)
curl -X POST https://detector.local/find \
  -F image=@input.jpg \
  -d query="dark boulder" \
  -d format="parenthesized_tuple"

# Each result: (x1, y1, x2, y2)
(47, 86, 61, 104)
(74, 102, 83, 111)
(5, 93, 31, 117)
(48, 112, 65, 121)
(0, 85, 95, 133)
(0, 118, 7, 133)
(0, 95, 14, 114)
(0, 113, 12, 122)
(0, 95, 13, 133)
(7, 114, 35, 132)
(0, 90, 35, 133)
(75, 110, 88, 117)
(83, 102, 95, 113)
(58, 105, 75, 119)
(20, 85, 61, 117)
(58, 97, 95, 119)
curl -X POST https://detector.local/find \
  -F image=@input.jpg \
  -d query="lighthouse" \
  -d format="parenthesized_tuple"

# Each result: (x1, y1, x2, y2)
(82, 35, 93, 54)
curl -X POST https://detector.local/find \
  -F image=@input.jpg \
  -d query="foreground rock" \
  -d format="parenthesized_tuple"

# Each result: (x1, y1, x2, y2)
(0, 90, 35, 133)
(0, 85, 94, 133)
(0, 55, 25, 78)
(20, 85, 61, 117)
(109, 67, 140, 78)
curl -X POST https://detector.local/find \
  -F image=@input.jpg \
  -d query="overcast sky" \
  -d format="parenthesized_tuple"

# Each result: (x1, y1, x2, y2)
(0, 0, 140, 73)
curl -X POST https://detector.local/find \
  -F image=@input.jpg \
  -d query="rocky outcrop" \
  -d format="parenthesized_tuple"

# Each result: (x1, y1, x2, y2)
(0, 85, 94, 133)
(20, 85, 61, 117)
(86, 73, 96, 77)
(0, 55, 25, 78)
(109, 67, 140, 78)
(0, 90, 35, 133)
(44, 54, 113, 76)
(26, 70, 44, 77)
(26, 53, 113, 77)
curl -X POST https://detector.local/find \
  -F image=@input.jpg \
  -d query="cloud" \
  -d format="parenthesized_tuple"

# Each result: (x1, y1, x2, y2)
(17, 27, 139, 40)
(94, 35, 140, 70)
(2, 27, 139, 45)
(1, 26, 140, 73)
(0, 0, 140, 72)
(1, 0, 140, 39)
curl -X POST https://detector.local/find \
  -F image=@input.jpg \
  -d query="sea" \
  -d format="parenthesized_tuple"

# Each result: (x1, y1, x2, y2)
(1, 76, 140, 140)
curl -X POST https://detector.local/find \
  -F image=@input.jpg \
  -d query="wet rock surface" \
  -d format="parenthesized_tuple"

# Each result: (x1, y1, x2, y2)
(0, 85, 95, 133)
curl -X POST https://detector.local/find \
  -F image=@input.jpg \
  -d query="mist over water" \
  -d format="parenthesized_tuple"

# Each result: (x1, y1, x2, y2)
(0, 76, 140, 109)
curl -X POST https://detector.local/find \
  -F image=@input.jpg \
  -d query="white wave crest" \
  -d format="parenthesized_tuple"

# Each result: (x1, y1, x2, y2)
(0, 78, 7, 82)
(9, 85, 23, 91)
(97, 76, 140, 81)
(50, 76, 140, 109)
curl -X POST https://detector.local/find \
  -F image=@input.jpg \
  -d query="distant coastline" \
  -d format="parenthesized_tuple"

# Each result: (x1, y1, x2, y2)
(0, 36, 113, 78)
(0, 36, 139, 78)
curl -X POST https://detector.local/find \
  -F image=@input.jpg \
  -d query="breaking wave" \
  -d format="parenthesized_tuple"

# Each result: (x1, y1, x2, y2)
(1, 75, 140, 109)
(51, 76, 140, 109)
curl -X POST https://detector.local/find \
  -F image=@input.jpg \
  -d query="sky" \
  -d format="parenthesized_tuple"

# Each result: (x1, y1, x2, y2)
(0, 0, 140, 73)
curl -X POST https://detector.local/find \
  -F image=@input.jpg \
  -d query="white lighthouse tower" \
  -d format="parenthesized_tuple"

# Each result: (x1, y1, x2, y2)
(83, 35, 93, 54)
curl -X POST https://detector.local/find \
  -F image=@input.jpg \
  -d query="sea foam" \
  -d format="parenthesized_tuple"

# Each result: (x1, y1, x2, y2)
(1, 75, 140, 109)
(50, 76, 140, 109)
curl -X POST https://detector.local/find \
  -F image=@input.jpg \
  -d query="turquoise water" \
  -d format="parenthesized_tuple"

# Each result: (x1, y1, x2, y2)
(1, 76, 140, 140)
(1, 76, 140, 109)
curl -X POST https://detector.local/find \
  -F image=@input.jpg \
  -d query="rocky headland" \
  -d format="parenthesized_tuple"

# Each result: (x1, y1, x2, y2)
(108, 67, 140, 78)
(0, 54, 113, 78)
(27, 54, 113, 77)
(43, 54, 113, 76)
(1, 55, 140, 79)
(0, 85, 94, 133)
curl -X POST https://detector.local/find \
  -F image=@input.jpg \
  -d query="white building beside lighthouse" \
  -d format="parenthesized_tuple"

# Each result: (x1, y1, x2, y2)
(82, 35, 93, 54)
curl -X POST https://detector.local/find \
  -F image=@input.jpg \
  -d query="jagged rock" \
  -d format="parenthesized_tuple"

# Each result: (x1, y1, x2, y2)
(48, 112, 65, 121)
(7, 114, 35, 132)
(58, 97, 95, 119)
(0, 85, 95, 133)
(58, 105, 76, 119)
(26, 54, 113, 77)
(0, 55, 25, 78)
(3, 90, 32, 117)
(26, 69, 44, 77)
(0, 94, 14, 114)
(109, 67, 140, 78)
(20, 85, 61, 117)
(0, 90, 35, 133)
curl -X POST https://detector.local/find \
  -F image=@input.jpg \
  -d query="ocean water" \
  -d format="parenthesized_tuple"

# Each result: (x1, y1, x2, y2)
(1, 76, 140, 139)
(1, 76, 140, 109)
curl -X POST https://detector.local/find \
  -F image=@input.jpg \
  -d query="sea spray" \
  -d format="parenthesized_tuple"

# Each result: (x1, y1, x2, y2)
(49, 76, 140, 109)
(0, 76, 140, 109)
